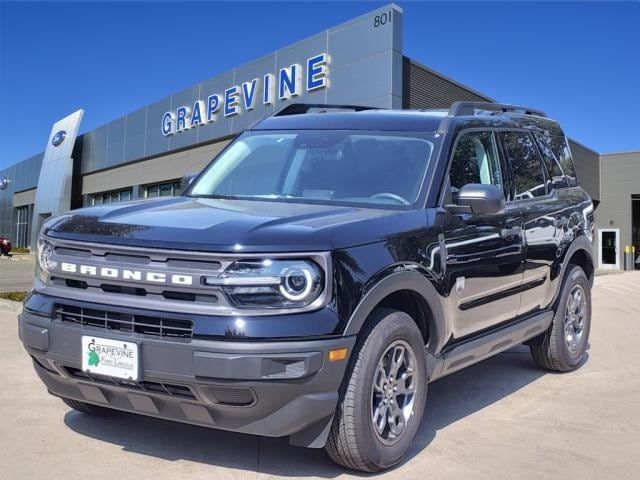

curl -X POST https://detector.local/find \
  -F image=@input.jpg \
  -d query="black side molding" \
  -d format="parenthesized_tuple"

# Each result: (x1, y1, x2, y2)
(429, 310, 553, 382)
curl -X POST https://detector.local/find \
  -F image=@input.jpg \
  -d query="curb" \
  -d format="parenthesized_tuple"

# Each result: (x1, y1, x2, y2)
(0, 254, 34, 263)
(0, 299, 23, 314)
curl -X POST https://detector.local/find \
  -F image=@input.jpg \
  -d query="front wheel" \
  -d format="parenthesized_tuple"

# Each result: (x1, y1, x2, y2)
(530, 264, 591, 372)
(325, 308, 427, 472)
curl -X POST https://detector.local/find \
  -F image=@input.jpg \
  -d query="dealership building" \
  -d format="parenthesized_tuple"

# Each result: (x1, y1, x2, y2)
(0, 4, 635, 269)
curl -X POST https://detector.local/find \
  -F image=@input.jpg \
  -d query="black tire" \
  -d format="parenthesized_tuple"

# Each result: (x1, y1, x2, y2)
(326, 308, 427, 472)
(61, 397, 115, 416)
(530, 264, 591, 372)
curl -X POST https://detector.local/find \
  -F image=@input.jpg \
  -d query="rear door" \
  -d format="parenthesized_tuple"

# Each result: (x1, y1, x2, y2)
(442, 130, 525, 339)
(499, 130, 557, 316)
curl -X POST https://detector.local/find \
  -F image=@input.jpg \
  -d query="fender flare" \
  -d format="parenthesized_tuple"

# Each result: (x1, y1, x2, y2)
(343, 271, 447, 355)
(552, 235, 595, 305)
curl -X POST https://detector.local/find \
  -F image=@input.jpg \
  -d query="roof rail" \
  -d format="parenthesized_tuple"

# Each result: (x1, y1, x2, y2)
(449, 101, 547, 118)
(273, 103, 377, 117)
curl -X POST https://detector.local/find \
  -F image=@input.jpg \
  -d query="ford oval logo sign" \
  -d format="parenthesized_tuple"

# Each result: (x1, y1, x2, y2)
(52, 130, 67, 147)
(0, 176, 8, 191)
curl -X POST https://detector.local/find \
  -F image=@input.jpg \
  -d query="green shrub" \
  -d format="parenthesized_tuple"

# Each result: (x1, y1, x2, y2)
(0, 291, 27, 302)
(11, 247, 30, 254)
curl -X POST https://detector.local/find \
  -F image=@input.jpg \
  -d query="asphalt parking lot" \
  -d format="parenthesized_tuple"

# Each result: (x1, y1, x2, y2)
(0, 254, 35, 292)
(1, 272, 639, 480)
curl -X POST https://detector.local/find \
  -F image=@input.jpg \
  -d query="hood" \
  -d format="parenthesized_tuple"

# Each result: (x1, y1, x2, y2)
(46, 196, 428, 253)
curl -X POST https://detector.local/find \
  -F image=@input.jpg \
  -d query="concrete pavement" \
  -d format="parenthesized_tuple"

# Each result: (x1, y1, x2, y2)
(0, 254, 35, 292)
(1, 272, 639, 479)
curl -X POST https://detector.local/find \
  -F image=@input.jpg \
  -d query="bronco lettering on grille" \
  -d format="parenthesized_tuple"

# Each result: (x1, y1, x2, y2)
(59, 262, 193, 286)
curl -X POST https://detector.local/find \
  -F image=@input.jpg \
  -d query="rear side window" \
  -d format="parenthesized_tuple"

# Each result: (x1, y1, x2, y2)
(501, 131, 547, 200)
(533, 133, 565, 188)
(534, 133, 578, 187)
(554, 139, 578, 186)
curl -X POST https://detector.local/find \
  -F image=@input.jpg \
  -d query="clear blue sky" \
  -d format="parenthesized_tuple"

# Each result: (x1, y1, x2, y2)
(1, 1, 639, 169)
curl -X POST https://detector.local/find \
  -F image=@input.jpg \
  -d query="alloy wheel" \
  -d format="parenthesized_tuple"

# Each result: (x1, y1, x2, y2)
(565, 284, 587, 354)
(370, 340, 418, 445)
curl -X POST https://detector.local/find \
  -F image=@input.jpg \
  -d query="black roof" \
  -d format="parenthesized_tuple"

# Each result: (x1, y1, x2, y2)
(252, 107, 564, 136)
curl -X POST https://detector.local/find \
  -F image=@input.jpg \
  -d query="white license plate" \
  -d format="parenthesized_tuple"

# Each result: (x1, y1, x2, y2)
(81, 335, 140, 380)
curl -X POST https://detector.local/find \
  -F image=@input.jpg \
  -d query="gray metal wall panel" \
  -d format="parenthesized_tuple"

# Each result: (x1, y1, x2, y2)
(77, 3, 403, 175)
(597, 151, 640, 268)
(0, 153, 43, 241)
(81, 139, 231, 195)
(0, 5, 403, 239)
(568, 140, 600, 202)
(404, 60, 491, 109)
(13, 189, 36, 208)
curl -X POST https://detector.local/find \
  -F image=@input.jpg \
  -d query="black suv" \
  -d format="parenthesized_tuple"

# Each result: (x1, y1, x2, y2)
(19, 102, 594, 472)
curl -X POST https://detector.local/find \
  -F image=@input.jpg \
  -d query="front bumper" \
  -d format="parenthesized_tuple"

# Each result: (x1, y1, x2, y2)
(19, 307, 355, 448)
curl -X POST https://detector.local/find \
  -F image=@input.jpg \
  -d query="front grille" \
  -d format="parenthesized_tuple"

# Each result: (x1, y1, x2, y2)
(56, 305, 194, 339)
(208, 386, 256, 407)
(51, 278, 220, 304)
(65, 366, 196, 399)
(42, 237, 330, 316)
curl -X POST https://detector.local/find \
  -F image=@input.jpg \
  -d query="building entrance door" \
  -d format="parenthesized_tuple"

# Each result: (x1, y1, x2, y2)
(599, 229, 620, 270)
(632, 196, 640, 268)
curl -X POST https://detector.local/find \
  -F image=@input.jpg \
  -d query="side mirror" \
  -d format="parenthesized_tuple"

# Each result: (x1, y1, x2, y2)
(180, 173, 198, 193)
(446, 183, 505, 215)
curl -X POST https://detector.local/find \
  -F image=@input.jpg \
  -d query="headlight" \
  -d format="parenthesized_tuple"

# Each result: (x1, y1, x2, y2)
(37, 237, 57, 272)
(35, 237, 57, 283)
(206, 259, 324, 309)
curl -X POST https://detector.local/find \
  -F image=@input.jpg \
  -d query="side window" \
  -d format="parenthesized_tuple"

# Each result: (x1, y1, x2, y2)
(534, 133, 578, 188)
(501, 131, 547, 200)
(448, 131, 503, 202)
(552, 137, 578, 187)
(533, 132, 566, 189)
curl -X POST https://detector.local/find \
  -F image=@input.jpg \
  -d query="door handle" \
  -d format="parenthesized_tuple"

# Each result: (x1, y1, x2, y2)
(501, 226, 522, 238)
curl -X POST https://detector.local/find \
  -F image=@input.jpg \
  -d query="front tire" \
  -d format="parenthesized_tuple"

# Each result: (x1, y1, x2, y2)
(530, 264, 591, 372)
(326, 308, 427, 472)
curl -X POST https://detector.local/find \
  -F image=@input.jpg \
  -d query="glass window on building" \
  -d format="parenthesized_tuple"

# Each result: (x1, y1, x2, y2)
(88, 187, 134, 206)
(15, 204, 33, 248)
(144, 180, 181, 199)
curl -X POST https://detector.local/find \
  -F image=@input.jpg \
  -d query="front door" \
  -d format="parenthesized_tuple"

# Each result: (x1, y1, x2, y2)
(442, 130, 524, 339)
(599, 229, 620, 270)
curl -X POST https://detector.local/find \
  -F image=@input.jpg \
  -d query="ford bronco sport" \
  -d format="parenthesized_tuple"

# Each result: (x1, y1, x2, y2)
(19, 102, 594, 472)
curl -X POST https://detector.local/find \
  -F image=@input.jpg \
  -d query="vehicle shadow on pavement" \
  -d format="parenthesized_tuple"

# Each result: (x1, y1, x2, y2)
(63, 345, 549, 477)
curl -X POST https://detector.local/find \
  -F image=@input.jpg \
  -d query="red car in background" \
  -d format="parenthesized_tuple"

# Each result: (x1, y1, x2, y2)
(0, 237, 11, 257)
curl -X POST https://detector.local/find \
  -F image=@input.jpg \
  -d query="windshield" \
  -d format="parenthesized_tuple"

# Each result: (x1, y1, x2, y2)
(189, 130, 436, 208)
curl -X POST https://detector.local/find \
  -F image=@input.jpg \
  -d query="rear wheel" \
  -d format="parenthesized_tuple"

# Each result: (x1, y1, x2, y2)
(61, 398, 115, 416)
(325, 308, 427, 472)
(530, 264, 591, 372)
